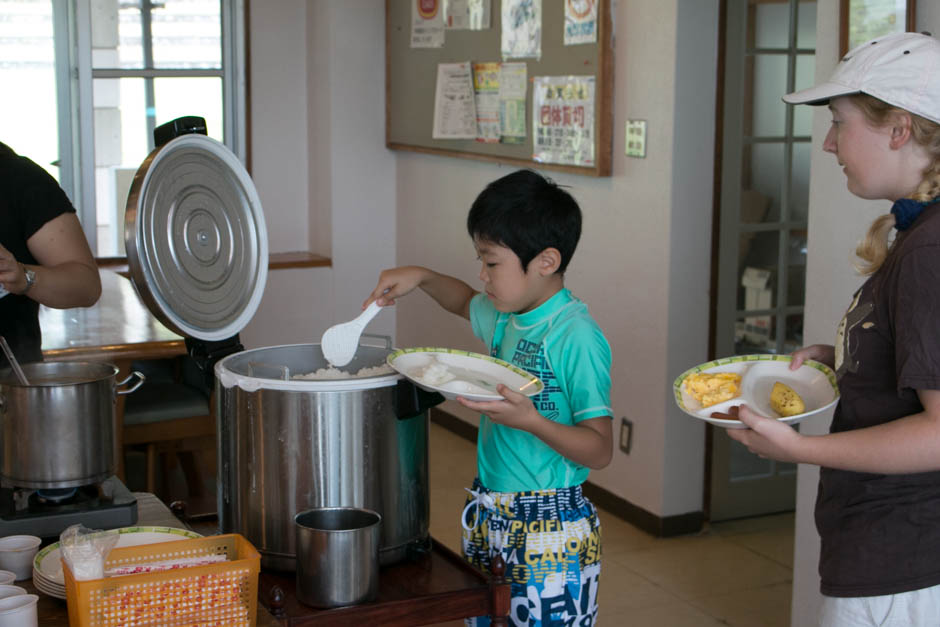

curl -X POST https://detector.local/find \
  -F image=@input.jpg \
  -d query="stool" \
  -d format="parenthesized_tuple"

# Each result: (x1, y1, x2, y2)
(122, 357, 215, 509)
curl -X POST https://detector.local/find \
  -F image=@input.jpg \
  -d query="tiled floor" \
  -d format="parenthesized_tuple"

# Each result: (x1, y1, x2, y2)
(426, 421, 794, 627)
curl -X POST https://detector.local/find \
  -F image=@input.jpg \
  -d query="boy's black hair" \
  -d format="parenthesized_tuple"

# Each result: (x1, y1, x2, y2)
(466, 170, 582, 273)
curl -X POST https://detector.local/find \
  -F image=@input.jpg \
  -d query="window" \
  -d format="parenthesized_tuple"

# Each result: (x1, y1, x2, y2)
(0, 0, 245, 257)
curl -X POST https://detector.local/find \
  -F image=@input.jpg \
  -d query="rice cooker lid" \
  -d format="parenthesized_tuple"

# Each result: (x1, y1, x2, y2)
(124, 133, 268, 341)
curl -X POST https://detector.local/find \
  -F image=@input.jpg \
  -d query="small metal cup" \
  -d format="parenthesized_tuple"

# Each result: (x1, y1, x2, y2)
(294, 507, 382, 608)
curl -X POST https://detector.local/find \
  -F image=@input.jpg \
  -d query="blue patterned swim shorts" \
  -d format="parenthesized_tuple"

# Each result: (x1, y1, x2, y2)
(461, 478, 602, 626)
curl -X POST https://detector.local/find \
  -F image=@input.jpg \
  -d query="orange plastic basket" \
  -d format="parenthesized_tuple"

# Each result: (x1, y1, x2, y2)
(63, 533, 260, 627)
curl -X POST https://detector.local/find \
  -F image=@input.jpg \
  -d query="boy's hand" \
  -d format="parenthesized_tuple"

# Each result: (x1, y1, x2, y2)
(366, 266, 430, 308)
(456, 384, 541, 432)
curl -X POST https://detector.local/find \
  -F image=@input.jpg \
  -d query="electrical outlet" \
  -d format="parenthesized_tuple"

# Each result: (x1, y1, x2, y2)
(625, 119, 647, 158)
(619, 417, 633, 454)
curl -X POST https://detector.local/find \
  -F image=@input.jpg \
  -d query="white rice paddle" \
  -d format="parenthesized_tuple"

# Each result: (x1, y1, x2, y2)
(320, 301, 383, 367)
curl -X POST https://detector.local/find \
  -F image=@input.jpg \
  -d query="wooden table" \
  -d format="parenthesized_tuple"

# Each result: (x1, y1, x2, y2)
(22, 495, 508, 626)
(40, 269, 187, 479)
(257, 540, 509, 626)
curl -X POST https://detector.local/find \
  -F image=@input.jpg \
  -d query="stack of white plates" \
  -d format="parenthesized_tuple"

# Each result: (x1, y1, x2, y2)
(31, 526, 203, 600)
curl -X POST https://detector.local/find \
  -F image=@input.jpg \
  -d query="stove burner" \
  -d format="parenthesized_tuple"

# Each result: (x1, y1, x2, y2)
(35, 488, 78, 505)
(0, 476, 138, 539)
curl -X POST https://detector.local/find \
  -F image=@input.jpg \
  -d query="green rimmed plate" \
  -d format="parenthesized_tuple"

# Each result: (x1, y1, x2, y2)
(673, 354, 839, 429)
(387, 347, 543, 401)
(32, 525, 203, 593)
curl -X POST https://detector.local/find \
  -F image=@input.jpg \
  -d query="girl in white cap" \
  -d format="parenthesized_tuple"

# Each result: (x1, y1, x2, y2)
(724, 31, 940, 626)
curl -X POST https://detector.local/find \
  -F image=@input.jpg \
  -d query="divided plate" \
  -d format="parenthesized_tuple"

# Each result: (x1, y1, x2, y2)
(387, 347, 543, 402)
(673, 354, 839, 429)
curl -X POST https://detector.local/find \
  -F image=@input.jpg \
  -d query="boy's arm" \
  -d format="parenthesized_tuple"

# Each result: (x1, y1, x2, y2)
(458, 388, 614, 469)
(368, 265, 477, 319)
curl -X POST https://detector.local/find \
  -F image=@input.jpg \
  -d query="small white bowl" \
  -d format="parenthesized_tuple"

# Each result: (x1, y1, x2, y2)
(0, 593, 37, 627)
(0, 571, 15, 586)
(0, 537, 41, 582)
(0, 585, 25, 600)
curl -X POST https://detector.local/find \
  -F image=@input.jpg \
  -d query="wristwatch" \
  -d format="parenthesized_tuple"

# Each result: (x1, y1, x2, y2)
(21, 264, 36, 293)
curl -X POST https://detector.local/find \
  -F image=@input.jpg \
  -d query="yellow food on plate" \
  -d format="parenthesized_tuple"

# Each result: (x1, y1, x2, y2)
(770, 381, 805, 417)
(683, 372, 742, 408)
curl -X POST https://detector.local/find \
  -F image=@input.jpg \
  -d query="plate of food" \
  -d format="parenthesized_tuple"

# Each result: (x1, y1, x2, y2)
(673, 354, 839, 429)
(387, 347, 543, 402)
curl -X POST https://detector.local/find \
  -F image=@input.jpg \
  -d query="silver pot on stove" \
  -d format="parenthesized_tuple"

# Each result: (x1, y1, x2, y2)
(0, 362, 144, 489)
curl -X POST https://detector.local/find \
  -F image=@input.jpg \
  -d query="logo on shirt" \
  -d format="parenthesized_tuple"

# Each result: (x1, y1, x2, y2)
(510, 339, 560, 420)
(835, 289, 873, 379)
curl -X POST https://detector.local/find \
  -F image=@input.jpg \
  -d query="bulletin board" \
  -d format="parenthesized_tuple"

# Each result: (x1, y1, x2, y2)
(385, 0, 614, 177)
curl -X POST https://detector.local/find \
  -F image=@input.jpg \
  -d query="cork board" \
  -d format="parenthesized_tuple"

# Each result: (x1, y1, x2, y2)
(385, 0, 613, 177)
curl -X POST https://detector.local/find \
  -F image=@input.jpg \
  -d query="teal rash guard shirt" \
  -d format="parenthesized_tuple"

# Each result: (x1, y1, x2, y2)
(469, 288, 612, 492)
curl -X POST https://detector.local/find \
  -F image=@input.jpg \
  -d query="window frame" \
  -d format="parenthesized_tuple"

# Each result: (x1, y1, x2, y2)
(52, 0, 246, 256)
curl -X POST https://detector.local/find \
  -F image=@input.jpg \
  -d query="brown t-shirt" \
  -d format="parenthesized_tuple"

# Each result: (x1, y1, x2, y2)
(817, 202, 940, 597)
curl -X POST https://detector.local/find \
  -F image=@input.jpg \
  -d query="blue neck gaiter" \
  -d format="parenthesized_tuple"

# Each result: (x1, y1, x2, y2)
(891, 197, 940, 231)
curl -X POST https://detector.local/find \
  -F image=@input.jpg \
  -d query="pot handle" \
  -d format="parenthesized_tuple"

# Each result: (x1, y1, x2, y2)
(395, 379, 444, 421)
(116, 371, 147, 396)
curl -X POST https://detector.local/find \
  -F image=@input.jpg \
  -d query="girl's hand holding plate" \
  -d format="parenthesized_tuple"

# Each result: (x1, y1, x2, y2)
(721, 403, 805, 463)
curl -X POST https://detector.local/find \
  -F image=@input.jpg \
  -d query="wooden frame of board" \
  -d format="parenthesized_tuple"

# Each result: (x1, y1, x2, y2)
(386, 0, 614, 177)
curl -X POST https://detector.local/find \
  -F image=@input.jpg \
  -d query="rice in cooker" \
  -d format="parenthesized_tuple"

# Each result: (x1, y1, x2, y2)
(293, 363, 394, 380)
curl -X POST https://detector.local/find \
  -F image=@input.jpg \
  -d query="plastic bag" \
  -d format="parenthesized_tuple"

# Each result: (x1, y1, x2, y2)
(59, 524, 120, 580)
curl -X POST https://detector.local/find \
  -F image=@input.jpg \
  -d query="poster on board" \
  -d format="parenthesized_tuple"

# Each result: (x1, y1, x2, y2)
(501, 0, 541, 59)
(433, 62, 478, 139)
(532, 75, 595, 166)
(445, 0, 491, 29)
(412, 0, 445, 47)
(564, 0, 597, 44)
(499, 62, 528, 143)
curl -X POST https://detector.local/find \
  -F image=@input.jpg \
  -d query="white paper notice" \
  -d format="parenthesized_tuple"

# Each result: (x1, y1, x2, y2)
(412, 0, 445, 48)
(564, 0, 597, 45)
(433, 62, 478, 139)
(498, 62, 527, 143)
(445, 0, 491, 30)
(532, 75, 595, 166)
(501, 0, 541, 59)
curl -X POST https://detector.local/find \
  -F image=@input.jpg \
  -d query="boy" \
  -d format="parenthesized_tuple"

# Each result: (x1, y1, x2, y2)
(367, 169, 612, 626)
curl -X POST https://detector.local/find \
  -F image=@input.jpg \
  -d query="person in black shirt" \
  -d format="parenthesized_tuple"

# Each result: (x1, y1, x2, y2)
(0, 141, 101, 368)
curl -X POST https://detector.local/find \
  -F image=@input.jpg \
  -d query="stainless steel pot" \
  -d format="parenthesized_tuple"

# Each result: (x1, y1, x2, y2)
(216, 343, 442, 571)
(0, 362, 144, 489)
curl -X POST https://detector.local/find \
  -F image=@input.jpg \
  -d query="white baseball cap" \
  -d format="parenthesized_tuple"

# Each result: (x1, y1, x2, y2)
(783, 32, 940, 125)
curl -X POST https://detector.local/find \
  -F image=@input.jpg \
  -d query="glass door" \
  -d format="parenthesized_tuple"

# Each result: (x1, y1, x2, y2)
(710, 0, 816, 520)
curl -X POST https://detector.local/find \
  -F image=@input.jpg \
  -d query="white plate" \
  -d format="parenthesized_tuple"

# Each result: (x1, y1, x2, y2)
(387, 347, 543, 402)
(32, 526, 202, 590)
(31, 575, 64, 599)
(673, 354, 839, 429)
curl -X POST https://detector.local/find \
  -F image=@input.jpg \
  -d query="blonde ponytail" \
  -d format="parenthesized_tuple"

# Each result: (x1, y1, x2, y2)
(854, 214, 896, 274)
(848, 95, 940, 275)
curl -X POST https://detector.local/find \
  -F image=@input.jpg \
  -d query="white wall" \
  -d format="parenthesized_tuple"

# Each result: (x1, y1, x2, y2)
(240, 1, 396, 351)
(791, 3, 940, 625)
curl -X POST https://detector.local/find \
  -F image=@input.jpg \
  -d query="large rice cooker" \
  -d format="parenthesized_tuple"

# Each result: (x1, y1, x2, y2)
(124, 117, 440, 571)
